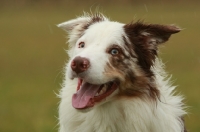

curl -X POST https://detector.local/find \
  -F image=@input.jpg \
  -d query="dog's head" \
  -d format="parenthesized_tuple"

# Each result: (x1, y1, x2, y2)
(58, 13, 180, 110)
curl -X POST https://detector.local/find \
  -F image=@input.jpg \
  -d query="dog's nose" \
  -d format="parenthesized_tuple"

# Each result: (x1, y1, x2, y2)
(71, 56, 90, 74)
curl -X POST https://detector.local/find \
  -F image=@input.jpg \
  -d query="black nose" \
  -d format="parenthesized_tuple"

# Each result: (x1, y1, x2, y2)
(71, 56, 90, 74)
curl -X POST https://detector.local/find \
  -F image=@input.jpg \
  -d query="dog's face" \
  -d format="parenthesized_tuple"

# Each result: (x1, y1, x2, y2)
(58, 14, 180, 110)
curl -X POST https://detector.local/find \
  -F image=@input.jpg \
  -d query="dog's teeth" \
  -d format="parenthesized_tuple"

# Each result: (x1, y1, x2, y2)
(99, 90, 104, 95)
(95, 85, 107, 97)
(99, 86, 107, 95)
(102, 86, 107, 92)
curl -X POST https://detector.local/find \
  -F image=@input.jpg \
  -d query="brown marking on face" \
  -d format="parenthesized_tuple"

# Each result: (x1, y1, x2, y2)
(124, 25, 155, 77)
(104, 62, 125, 82)
(104, 43, 159, 100)
(118, 70, 159, 101)
(122, 36, 137, 59)
(105, 60, 159, 100)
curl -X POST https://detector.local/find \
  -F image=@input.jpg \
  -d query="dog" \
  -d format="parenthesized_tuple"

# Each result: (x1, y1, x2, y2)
(57, 13, 187, 132)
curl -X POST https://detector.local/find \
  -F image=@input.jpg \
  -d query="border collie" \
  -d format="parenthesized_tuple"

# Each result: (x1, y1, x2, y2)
(57, 13, 187, 132)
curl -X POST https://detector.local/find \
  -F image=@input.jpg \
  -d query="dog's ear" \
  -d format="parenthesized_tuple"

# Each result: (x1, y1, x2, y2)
(57, 17, 91, 48)
(124, 22, 181, 72)
(124, 21, 181, 45)
(57, 17, 90, 33)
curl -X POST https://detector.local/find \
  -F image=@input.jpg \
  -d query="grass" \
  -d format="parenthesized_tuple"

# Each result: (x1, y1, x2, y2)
(0, 1, 200, 132)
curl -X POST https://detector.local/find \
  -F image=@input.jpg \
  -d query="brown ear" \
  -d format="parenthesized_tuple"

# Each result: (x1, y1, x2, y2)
(124, 21, 181, 44)
(124, 22, 181, 75)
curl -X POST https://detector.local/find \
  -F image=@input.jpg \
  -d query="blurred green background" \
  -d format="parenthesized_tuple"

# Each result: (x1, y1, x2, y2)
(0, 0, 200, 132)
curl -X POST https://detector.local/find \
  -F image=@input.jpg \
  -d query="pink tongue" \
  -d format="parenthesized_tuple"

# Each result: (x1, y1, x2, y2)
(72, 82, 101, 109)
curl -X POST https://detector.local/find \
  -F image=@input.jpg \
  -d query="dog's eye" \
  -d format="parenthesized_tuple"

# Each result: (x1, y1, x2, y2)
(110, 48, 119, 55)
(78, 42, 85, 48)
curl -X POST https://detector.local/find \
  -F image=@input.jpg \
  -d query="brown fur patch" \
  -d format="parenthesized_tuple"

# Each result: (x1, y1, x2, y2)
(124, 21, 180, 77)
(118, 21, 180, 100)
(105, 43, 160, 100)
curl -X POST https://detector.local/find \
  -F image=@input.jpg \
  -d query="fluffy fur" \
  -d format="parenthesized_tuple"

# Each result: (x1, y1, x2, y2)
(57, 13, 187, 132)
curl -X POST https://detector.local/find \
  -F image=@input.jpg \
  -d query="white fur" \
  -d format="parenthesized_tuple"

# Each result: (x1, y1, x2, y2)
(57, 14, 186, 132)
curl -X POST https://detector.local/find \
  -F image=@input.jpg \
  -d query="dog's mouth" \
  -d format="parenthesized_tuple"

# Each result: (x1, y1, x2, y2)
(72, 78, 118, 109)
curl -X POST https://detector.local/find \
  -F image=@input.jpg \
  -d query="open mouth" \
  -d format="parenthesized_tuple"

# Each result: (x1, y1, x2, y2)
(72, 78, 118, 109)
